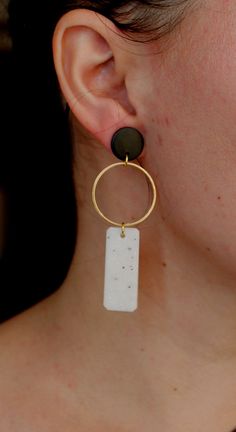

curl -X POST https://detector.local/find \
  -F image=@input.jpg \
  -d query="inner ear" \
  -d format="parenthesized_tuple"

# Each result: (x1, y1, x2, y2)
(91, 58, 135, 114)
(89, 56, 116, 95)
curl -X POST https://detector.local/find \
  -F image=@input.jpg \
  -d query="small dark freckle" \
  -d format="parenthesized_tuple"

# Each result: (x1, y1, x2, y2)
(162, 262, 167, 267)
(217, 196, 221, 200)
(140, 347, 145, 352)
(54, 324, 63, 332)
(157, 133, 163, 146)
(173, 387, 178, 392)
(165, 116, 170, 126)
(67, 382, 74, 390)
(206, 247, 211, 252)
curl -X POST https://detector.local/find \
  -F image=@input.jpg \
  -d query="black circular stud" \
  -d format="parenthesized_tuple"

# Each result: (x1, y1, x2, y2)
(111, 127, 145, 161)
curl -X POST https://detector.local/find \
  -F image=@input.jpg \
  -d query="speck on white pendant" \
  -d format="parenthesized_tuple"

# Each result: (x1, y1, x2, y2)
(103, 227, 140, 312)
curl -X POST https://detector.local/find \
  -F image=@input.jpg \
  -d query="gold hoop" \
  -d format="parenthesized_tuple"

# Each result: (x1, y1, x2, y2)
(92, 159, 157, 228)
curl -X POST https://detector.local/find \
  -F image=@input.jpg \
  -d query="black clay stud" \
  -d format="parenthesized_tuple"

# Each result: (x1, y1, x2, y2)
(111, 127, 144, 161)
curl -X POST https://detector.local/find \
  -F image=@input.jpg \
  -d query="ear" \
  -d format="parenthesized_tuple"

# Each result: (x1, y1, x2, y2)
(52, 9, 144, 149)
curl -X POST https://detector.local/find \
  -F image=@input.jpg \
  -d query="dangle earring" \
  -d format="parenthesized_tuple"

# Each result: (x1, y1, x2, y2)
(92, 127, 157, 312)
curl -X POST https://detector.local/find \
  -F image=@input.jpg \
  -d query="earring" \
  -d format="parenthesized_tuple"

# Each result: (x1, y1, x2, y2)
(92, 127, 157, 312)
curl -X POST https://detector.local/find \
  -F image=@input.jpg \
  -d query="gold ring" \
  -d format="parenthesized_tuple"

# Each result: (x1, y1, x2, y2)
(92, 160, 157, 227)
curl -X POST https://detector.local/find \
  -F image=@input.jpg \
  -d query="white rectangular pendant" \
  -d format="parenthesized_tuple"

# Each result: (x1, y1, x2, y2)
(103, 227, 140, 312)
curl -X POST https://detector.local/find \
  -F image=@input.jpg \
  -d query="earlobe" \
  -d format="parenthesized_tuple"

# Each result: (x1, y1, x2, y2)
(52, 9, 138, 148)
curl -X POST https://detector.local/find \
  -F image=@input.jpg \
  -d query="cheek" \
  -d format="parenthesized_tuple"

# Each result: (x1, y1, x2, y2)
(144, 3, 236, 274)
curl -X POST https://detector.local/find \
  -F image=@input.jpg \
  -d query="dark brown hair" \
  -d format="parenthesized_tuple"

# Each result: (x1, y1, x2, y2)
(9, 0, 198, 46)
(53, 0, 196, 42)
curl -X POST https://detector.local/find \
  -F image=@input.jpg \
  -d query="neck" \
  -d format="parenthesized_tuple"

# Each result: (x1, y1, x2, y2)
(53, 120, 236, 422)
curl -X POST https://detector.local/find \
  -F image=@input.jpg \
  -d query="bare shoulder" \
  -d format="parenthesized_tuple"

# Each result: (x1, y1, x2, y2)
(0, 296, 51, 373)
(0, 293, 101, 431)
(0, 292, 58, 371)
(0, 293, 65, 430)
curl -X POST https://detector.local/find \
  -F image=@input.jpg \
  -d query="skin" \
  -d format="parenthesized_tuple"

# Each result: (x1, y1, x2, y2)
(1, 0, 236, 430)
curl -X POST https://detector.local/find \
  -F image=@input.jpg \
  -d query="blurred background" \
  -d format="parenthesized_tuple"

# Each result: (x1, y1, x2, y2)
(0, 0, 76, 323)
(0, 0, 11, 262)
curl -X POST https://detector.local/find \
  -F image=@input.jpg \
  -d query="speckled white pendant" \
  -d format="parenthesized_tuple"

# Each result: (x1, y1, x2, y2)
(103, 227, 140, 312)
